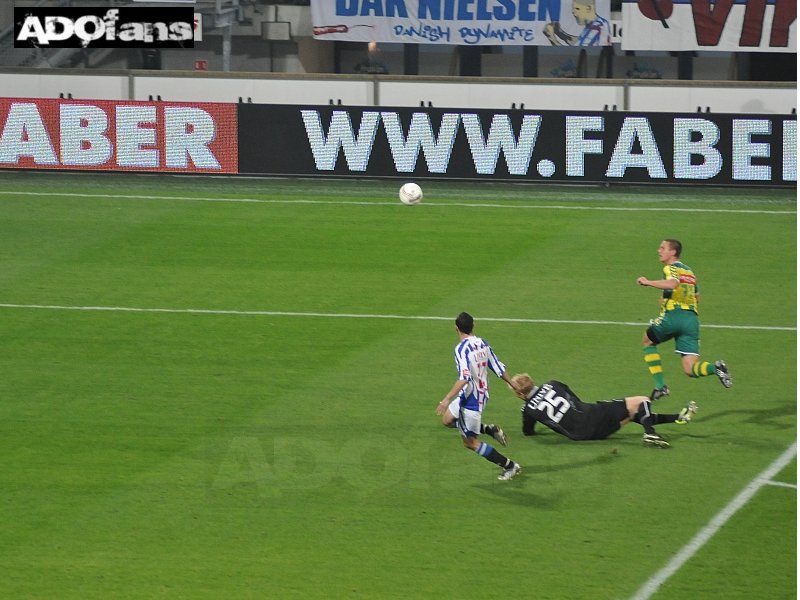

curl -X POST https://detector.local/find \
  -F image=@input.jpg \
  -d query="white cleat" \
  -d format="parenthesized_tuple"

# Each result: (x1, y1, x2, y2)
(676, 401, 698, 425)
(498, 462, 522, 481)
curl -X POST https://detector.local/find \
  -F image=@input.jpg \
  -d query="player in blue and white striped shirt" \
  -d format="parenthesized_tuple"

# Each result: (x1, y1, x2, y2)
(435, 312, 522, 481)
(543, 0, 611, 47)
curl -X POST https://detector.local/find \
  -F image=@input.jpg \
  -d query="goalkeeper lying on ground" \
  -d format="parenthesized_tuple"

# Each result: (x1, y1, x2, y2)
(512, 374, 697, 449)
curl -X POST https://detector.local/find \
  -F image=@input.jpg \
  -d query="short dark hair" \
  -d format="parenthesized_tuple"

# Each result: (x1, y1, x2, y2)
(455, 312, 474, 334)
(664, 239, 683, 257)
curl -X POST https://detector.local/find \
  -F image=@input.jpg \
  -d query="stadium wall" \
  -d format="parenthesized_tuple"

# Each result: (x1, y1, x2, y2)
(0, 68, 795, 114)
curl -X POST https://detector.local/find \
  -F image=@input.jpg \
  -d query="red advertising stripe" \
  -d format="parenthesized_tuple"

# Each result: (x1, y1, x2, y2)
(0, 98, 238, 173)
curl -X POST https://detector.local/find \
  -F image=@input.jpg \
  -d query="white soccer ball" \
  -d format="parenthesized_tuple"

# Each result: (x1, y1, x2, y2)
(399, 182, 423, 205)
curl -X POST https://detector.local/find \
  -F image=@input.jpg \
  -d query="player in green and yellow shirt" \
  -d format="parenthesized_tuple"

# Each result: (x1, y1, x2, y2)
(636, 239, 732, 400)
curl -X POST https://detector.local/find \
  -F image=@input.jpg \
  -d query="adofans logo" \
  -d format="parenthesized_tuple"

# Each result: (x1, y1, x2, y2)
(14, 7, 194, 48)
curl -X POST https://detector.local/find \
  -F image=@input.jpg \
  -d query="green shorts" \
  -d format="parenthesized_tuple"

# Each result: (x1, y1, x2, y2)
(646, 308, 700, 356)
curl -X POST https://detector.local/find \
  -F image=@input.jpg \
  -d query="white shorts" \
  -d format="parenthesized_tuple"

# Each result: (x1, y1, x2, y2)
(448, 399, 482, 438)
(447, 398, 460, 419)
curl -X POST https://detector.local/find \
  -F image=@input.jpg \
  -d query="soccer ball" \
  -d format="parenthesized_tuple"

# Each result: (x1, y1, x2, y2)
(399, 182, 423, 205)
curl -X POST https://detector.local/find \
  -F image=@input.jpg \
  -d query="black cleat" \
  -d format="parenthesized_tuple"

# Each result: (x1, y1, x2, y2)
(642, 433, 671, 448)
(714, 361, 732, 388)
(649, 385, 670, 401)
(484, 424, 508, 447)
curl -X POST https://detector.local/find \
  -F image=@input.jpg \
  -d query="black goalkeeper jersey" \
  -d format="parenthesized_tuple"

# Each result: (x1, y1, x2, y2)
(522, 380, 628, 441)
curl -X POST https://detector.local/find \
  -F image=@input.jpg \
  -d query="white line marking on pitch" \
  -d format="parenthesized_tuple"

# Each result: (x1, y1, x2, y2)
(629, 442, 797, 600)
(761, 479, 797, 489)
(0, 191, 794, 215)
(0, 303, 794, 332)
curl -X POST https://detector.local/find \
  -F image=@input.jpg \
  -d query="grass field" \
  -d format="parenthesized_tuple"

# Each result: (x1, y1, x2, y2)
(0, 171, 795, 599)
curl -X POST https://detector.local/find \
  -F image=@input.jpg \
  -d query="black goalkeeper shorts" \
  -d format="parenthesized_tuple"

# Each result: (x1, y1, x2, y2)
(570, 399, 630, 440)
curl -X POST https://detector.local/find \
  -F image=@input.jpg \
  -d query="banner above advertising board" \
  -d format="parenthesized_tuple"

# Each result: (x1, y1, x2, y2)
(311, 0, 612, 46)
(621, 0, 796, 52)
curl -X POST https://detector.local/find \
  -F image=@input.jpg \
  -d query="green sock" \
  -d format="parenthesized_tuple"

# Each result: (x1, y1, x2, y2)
(690, 361, 713, 377)
(643, 346, 666, 388)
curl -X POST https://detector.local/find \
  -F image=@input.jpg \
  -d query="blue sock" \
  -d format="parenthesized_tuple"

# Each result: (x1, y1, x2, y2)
(475, 442, 512, 468)
(475, 442, 493, 457)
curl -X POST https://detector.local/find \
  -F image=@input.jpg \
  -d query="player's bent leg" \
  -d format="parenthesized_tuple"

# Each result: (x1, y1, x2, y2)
(633, 386, 673, 447)
(442, 398, 460, 427)
(682, 354, 710, 378)
(462, 435, 481, 450)
(676, 323, 711, 380)
(682, 354, 698, 376)
(624, 396, 651, 420)
(633, 399, 671, 448)
(471, 437, 522, 479)
(461, 410, 521, 478)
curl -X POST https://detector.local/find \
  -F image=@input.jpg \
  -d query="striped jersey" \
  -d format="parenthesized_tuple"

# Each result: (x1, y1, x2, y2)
(453, 335, 506, 412)
(578, 16, 611, 46)
(660, 261, 700, 314)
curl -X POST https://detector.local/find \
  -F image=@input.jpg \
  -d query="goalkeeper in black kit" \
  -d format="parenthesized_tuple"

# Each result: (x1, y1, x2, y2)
(512, 374, 696, 448)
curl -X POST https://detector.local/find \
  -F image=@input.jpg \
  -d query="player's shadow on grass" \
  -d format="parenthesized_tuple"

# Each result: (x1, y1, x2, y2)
(473, 481, 550, 506)
(471, 451, 623, 507)
(694, 404, 795, 431)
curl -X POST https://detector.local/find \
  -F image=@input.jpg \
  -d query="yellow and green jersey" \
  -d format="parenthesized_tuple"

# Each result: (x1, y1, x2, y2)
(660, 261, 699, 314)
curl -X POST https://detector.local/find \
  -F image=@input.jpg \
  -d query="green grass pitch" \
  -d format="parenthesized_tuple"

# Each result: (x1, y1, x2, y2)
(0, 171, 795, 599)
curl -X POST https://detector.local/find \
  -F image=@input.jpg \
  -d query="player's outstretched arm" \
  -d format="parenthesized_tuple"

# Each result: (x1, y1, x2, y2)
(522, 411, 537, 436)
(500, 371, 521, 394)
(436, 380, 467, 415)
(637, 276, 679, 290)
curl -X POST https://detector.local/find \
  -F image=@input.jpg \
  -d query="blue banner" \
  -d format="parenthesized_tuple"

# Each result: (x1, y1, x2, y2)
(311, 0, 612, 45)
